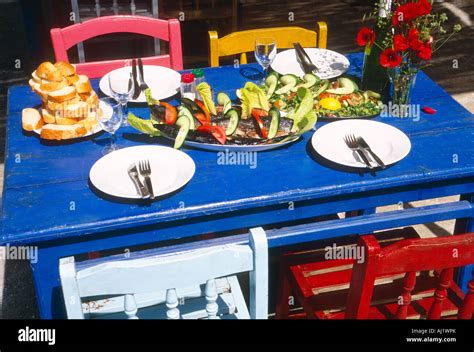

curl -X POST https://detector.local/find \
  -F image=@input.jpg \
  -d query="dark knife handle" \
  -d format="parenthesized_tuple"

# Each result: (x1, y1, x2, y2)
(132, 59, 140, 99)
(293, 43, 311, 74)
(138, 58, 145, 83)
(356, 149, 374, 169)
(367, 149, 386, 169)
(143, 175, 154, 199)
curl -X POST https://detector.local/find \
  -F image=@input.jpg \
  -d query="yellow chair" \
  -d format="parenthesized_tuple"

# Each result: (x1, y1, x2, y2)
(208, 22, 328, 67)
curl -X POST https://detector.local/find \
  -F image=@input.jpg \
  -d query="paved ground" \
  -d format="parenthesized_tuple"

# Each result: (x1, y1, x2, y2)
(1, 0, 473, 319)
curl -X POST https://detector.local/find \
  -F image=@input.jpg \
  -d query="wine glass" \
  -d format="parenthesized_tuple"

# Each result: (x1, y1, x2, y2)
(97, 98, 123, 155)
(108, 65, 134, 126)
(254, 37, 277, 85)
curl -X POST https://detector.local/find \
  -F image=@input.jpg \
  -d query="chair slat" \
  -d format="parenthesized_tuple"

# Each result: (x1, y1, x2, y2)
(166, 289, 180, 320)
(428, 268, 454, 319)
(395, 271, 417, 319)
(205, 279, 218, 319)
(458, 270, 474, 319)
(124, 294, 139, 319)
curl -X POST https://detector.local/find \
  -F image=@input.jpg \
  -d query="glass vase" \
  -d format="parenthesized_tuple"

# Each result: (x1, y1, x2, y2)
(388, 68, 417, 118)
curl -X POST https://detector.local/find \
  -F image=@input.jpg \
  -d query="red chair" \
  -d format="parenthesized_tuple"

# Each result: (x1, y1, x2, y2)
(50, 15, 183, 78)
(276, 232, 474, 319)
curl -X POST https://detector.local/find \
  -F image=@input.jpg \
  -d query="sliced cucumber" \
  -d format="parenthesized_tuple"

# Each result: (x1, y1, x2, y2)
(265, 72, 279, 98)
(178, 105, 195, 130)
(267, 107, 281, 139)
(275, 74, 298, 95)
(302, 73, 320, 89)
(326, 77, 358, 95)
(290, 83, 305, 93)
(314, 80, 329, 97)
(174, 115, 190, 149)
(225, 108, 240, 136)
(366, 90, 381, 99)
(181, 98, 201, 113)
(217, 92, 232, 114)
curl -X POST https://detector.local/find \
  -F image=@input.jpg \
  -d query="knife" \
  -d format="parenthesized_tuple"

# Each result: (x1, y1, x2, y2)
(127, 163, 150, 199)
(131, 59, 141, 100)
(294, 42, 319, 75)
(357, 137, 386, 169)
(293, 43, 311, 74)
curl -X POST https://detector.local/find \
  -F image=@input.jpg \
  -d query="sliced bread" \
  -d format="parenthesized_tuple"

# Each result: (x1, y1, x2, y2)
(54, 62, 76, 77)
(48, 86, 77, 103)
(40, 78, 69, 92)
(31, 70, 42, 84)
(22, 108, 44, 131)
(36, 61, 63, 82)
(29, 79, 49, 101)
(40, 123, 87, 140)
(65, 74, 80, 84)
(74, 75, 93, 94)
(41, 109, 56, 124)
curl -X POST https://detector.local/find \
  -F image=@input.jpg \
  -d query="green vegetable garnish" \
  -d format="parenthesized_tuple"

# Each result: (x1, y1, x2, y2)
(144, 88, 160, 106)
(128, 113, 161, 137)
(196, 82, 217, 115)
(238, 82, 269, 118)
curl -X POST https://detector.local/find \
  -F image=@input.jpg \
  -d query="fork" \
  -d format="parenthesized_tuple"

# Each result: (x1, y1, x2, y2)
(343, 134, 374, 169)
(138, 160, 154, 199)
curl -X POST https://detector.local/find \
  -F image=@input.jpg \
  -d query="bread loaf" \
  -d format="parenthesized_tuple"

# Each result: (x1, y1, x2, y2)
(22, 108, 44, 131)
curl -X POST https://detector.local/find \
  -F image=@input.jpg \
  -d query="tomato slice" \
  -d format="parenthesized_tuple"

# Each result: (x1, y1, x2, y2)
(251, 108, 268, 139)
(159, 102, 177, 125)
(196, 125, 227, 145)
(194, 112, 208, 126)
(194, 99, 211, 123)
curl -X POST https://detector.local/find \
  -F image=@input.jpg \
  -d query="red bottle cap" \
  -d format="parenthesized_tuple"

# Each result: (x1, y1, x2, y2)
(181, 73, 195, 84)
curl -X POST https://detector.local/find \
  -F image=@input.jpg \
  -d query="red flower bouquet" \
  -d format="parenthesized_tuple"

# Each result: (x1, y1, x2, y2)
(356, 0, 461, 72)
(356, 0, 461, 117)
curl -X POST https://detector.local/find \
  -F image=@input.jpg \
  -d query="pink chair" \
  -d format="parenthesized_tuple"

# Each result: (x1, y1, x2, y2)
(50, 15, 183, 78)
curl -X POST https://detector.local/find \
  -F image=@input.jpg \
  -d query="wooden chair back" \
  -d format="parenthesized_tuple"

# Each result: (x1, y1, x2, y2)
(60, 228, 268, 319)
(50, 15, 183, 78)
(208, 22, 328, 67)
(345, 233, 474, 319)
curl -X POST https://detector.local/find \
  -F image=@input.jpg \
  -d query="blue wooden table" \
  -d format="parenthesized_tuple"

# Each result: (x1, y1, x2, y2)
(2, 53, 474, 319)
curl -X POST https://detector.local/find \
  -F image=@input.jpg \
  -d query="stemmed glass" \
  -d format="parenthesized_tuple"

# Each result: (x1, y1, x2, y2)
(97, 98, 123, 155)
(108, 64, 134, 126)
(254, 37, 277, 85)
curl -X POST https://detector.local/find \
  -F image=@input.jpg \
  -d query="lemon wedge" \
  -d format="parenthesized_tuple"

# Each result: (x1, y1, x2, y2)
(319, 98, 342, 111)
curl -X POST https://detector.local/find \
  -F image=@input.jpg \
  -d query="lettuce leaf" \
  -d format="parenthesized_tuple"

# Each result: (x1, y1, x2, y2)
(239, 82, 270, 118)
(145, 88, 160, 106)
(196, 82, 217, 115)
(288, 87, 314, 125)
(292, 110, 317, 134)
(128, 113, 161, 137)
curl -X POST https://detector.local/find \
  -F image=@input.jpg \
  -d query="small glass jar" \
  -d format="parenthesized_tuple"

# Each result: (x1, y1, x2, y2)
(192, 68, 205, 86)
(192, 69, 205, 100)
(180, 73, 196, 100)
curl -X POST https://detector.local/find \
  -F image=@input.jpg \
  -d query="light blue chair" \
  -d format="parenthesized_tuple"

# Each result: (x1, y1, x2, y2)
(60, 227, 268, 319)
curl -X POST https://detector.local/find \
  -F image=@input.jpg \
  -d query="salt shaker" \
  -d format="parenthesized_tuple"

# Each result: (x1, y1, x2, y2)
(180, 73, 196, 100)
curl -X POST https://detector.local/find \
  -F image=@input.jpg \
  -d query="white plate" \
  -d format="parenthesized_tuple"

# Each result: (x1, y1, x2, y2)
(181, 135, 300, 152)
(100, 65, 181, 103)
(89, 145, 196, 199)
(34, 100, 107, 139)
(271, 48, 350, 79)
(311, 120, 411, 168)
